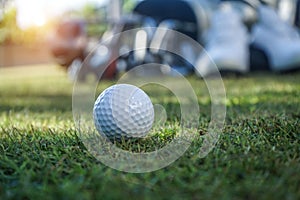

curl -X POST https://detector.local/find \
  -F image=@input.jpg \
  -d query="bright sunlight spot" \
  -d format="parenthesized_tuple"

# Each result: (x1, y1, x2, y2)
(14, 0, 106, 29)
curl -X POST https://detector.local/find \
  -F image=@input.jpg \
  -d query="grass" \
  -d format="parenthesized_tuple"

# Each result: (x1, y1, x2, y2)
(0, 64, 299, 199)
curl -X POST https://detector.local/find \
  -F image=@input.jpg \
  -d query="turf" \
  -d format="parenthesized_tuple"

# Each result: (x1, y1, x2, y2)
(0, 65, 299, 199)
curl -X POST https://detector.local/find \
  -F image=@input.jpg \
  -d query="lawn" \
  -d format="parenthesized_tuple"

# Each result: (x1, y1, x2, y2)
(0, 64, 299, 199)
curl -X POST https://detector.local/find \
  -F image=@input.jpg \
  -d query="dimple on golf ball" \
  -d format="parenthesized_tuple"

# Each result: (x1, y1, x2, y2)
(93, 84, 154, 140)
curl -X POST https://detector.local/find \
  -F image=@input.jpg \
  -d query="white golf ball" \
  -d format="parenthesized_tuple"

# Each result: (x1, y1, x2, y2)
(93, 84, 154, 140)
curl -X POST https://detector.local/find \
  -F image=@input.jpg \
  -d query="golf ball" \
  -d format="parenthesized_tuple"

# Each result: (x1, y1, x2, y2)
(93, 84, 154, 140)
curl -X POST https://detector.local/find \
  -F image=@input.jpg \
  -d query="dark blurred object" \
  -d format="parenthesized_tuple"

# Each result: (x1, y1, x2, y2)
(48, 19, 87, 67)
(249, 43, 270, 71)
(294, 0, 300, 27)
(134, 0, 199, 40)
(133, 0, 208, 42)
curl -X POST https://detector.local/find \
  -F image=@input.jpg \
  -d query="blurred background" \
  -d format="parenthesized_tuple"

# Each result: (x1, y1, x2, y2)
(1, 0, 300, 76)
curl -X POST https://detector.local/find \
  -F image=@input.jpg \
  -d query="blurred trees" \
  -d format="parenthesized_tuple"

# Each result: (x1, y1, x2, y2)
(124, 0, 136, 13)
(0, 0, 137, 45)
(0, 7, 20, 44)
(79, 2, 107, 38)
(65, 0, 137, 38)
(0, 6, 51, 45)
